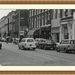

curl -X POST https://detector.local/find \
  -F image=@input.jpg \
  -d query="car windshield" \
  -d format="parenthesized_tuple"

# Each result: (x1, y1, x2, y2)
(27, 39, 34, 42)
(46, 40, 56, 44)
(61, 40, 69, 44)
(40, 39, 46, 42)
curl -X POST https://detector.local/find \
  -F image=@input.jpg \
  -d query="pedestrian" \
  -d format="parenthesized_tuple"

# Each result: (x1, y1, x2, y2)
(6, 38, 9, 44)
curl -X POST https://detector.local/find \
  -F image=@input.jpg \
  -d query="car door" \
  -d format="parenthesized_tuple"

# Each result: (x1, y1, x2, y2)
(70, 40, 75, 49)
(58, 40, 69, 51)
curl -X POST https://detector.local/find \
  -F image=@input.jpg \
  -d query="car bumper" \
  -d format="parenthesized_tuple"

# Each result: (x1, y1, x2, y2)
(45, 45, 55, 48)
(67, 48, 75, 51)
(24, 46, 36, 49)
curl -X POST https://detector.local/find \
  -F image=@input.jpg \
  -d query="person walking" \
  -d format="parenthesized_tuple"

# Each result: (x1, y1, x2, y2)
(6, 38, 9, 44)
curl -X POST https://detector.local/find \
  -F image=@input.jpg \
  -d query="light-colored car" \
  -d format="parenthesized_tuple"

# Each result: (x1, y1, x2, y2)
(1, 38, 6, 42)
(18, 38, 36, 50)
(13, 38, 19, 44)
(56, 39, 75, 53)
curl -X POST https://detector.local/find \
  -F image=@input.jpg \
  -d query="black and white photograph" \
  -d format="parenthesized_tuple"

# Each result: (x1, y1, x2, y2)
(0, 8, 75, 66)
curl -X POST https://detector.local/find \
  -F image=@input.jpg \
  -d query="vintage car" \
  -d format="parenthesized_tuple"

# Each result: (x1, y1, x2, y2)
(43, 39, 56, 50)
(18, 38, 36, 50)
(35, 38, 56, 50)
(13, 38, 19, 44)
(35, 38, 45, 47)
(56, 39, 75, 53)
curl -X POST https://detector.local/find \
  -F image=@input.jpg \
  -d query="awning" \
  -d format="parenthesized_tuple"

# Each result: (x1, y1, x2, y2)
(27, 28, 40, 36)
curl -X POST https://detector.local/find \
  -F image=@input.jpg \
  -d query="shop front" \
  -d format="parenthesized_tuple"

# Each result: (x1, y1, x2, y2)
(51, 19, 60, 43)
(40, 25, 51, 40)
(51, 27, 60, 43)
(60, 16, 74, 42)
(27, 28, 40, 39)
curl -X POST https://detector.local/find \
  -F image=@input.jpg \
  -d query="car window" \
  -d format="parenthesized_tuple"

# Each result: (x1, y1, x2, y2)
(22, 39, 25, 42)
(46, 40, 55, 44)
(40, 40, 46, 42)
(61, 40, 69, 44)
(70, 40, 75, 44)
(27, 39, 34, 42)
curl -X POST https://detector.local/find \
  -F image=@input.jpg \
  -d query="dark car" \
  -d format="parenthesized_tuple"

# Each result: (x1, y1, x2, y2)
(35, 38, 56, 50)
(35, 38, 45, 48)
(43, 39, 56, 50)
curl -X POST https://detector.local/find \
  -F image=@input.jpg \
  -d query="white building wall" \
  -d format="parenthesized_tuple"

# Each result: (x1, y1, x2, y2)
(73, 12, 75, 39)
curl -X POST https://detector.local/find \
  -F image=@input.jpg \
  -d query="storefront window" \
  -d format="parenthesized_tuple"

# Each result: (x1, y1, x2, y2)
(64, 26, 68, 39)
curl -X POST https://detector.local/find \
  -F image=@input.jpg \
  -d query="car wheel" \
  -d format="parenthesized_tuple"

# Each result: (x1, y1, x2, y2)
(56, 48, 60, 52)
(31, 48, 36, 51)
(44, 46, 46, 50)
(21, 46, 25, 50)
(65, 50, 69, 53)
(0, 47, 2, 49)
(64, 48, 68, 53)
(38, 45, 41, 49)
(53, 48, 55, 50)
(18, 45, 20, 49)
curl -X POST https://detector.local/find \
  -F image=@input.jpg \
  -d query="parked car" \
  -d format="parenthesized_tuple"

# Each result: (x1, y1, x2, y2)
(35, 38, 56, 50)
(43, 39, 57, 50)
(18, 38, 36, 50)
(13, 38, 19, 44)
(56, 39, 75, 53)
(1, 38, 6, 42)
(35, 38, 45, 47)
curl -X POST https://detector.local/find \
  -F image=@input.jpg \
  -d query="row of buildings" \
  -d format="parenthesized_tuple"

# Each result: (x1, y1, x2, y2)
(0, 9, 75, 43)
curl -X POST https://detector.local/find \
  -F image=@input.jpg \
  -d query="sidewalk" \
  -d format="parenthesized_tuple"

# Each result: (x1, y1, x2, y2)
(2, 42, 18, 47)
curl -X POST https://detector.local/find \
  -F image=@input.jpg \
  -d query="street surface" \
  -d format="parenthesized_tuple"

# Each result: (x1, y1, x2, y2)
(0, 42, 75, 66)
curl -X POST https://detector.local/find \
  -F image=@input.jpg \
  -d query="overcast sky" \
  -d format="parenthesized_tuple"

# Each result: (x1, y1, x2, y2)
(0, 10, 13, 19)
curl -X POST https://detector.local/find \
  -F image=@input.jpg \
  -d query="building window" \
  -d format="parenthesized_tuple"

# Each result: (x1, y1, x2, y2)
(71, 9, 75, 15)
(34, 10, 36, 15)
(60, 9, 63, 18)
(32, 18, 33, 28)
(55, 9, 57, 19)
(42, 15, 44, 25)
(29, 10, 31, 17)
(34, 17, 36, 28)
(32, 10, 33, 16)
(45, 9, 48, 12)
(53, 9, 55, 19)
(37, 10, 39, 14)
(64, 9, 68, 17)
(57, 9, 60, 18)
(48, 12, 50, 23)
(42, 9, 44, 13)
(39, 16, 40, 27)
(45, 13, 47, 24)
(38, 10, 40, 14)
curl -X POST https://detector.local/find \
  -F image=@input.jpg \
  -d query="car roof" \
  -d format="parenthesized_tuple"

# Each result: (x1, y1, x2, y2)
(62, 39, 75, 40)
(22, 38, 34, 40)
(35, 38, 46, 40)
(62, 39, 75, 41)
